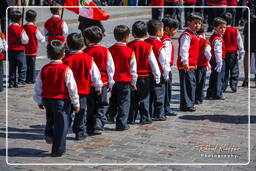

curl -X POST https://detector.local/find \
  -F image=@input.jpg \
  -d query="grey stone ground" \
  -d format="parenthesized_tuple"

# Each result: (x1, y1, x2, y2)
(0, 8, 255, 171)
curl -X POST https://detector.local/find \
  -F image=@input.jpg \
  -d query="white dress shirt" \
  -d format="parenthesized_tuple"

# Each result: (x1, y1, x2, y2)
(237, 31, 245, 60)
(0, 37, 4, 52)
(163, 39, 172, 71)
(9, 22, 29, 45)
(204, 44, 212, 61)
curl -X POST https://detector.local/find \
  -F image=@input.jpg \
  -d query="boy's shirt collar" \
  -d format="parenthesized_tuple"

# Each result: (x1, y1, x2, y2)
(115, 41, 126, 45)
(26, 22, 34, 25)
(88, 43, 100, 46)
(49, 59, 62, 63)
(186, 27, 197, 35)
(69, 50, 83, 54)
(149, 35, 160, 41)
(9, 22, 19, 26)
(134, 38, 144, 41)
(213, 30, 222, 36)
(52, 14, 61, 18)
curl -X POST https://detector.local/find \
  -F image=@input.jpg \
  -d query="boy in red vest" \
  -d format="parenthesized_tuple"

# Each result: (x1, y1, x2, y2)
(8, 10, 29, 88)
(222, 12, 244, 92)
(127, 21, 161, 124)
(206, 17, 227, 100)
(63, 33, 103, 140)
(145, 19, 169, 120)
(44, 7, 68, 44)
(23, 9, 45, 84)
(161, 16, 179, 116)
(34, 40, 80, 157)
(177, 13, 202, 112)
(83, 26, 115, 134)
(195, 26, 212, 104)
(0, 32, 5, 92)
(109, 25, 138, 131)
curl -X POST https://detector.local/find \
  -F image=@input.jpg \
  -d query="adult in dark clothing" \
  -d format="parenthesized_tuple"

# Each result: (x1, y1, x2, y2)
(78, 16, 106, 35)
(0, 0, 9, 33)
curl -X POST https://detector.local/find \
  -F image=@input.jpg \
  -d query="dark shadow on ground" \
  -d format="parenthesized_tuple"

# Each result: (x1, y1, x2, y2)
(0, 148, 49, 157)
(179, 115, 255, 124)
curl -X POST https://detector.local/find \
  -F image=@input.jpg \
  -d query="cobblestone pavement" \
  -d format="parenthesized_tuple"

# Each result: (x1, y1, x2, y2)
(0, 8, 255, 171)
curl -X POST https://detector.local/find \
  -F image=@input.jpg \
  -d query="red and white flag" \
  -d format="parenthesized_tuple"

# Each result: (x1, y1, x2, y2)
(64, 0, 110, 21)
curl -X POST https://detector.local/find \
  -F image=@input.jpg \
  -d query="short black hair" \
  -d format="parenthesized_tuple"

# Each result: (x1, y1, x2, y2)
(187, 13, 203, 22)
(67, 33, 84, 50)
(147, 19, 163, 36)
(224, 12, 233, 25)
(197, 25, 205, 35)
(47, 40, 64, 60)
(50, 7, 61, 14)
(132, 21, 148, 38)
(25, 9, 37, 22)
(162, 16, 179, 30)
(83, 26, 103, 43)
(9, 10, 22, 22)
(213, 17, 227, 27)
(113, 25, 130, 41)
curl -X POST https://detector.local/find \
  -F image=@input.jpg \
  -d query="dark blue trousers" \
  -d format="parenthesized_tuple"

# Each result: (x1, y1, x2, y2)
(0, 60, 3, 91)
(72, 95, 87, 136)
(152, 8, 163, 21)
(207, 58, 226, 98)
(109, 82, 131, 129)
(223, 53, 239, 91)
(149, 76, 165, 119)
(26, 55, 36, 83)
(87, 86, 108, 132)
(179, 70, 196, 109)
(164, 71, 173, 114)
(43, 98, 71, 154)
(195, 66, 207, 103)
(129, 77, 151, 124)
(8, 50, 27, 86)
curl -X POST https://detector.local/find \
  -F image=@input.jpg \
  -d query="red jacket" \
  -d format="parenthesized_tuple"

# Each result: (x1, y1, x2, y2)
(23, 24, 39, 56)
(206, 0, 227, 6)
(161, 34, 175, 66)
(226, 0, 237, 5)
(109, 44, 134, 82)
(8, 24, 25, 51)
(197, 37, 210, 66)
(223, 26, 238, 53)
(127, 39, 152, 78)
(209, 33, 226, 59)
(44, 17, 65, 43)
(63, 52, 93, 95)
(41, 61, 69, 99)
(150, 0, 164, 6)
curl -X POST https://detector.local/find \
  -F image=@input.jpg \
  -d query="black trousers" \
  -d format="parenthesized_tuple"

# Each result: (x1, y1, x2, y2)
(72, 95, 87, 136)
(43, 98, 71, 154)
(8, 50, 27, 86)
(164, 2, 179, 18)
(26, 55, 36, 83)
(223, 53, 239, 91)
(179, 69, 196, 109)
(207, 58, 226, 98)
(152, 8, 163, 21)
(87, 86, 108, 132)
(0, 60, 3, 91)
(195, 66, 207, 103)
(129, 77, 151, 124)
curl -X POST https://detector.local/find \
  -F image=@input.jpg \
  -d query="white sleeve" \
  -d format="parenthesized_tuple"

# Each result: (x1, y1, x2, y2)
(90, 62, 103, 91)
(148, 50, 161, 84)
(0, 38, 4, 52)
(179, 34, 191, 65)
(213, 39, 223, 63)
(36, 29, 45, 43)
(204, 44, 212, 61)
(65, 69, 80, 107)
(159, 48, 170, 80)
(33, 71, 42, 105)
(21, 31, 29, 45)
(164, 40, 172, 71)
(62, 21, 69, 35)
(237, 31, 245, 59)
(106, 51, 115, 89)
(130, 54, 138, 85)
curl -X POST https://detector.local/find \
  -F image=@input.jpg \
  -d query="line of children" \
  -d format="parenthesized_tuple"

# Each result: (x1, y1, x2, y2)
(0, 32, 5, 92)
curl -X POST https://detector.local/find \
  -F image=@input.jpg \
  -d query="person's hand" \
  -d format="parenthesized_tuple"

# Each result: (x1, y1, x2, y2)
(215, 62, 222, 72)
(73, 106, 80, 113)
(107, 88, 112, 92)
(131, 85, 137, 91)
(164, 78, 169, 83)
(183, 64, 189, 71)
(96, 90, 102, 96)
(38, 104, 44, 109)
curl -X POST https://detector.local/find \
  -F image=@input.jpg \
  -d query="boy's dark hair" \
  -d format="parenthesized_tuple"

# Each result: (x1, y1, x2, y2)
(50, 7, 61, 15)
(162, 16, 179, 30)
(147, 19, 163, 36)
(113, 25, 130, 41)
(9, 10, 22, 22)
(224, 12, 233, 25)
(47, 40, 64, 60)
(197, 25, 205, 35)
(83, 26, 103, 43)
(213, 17, 227, 27)
(132, 21, 148, 38)
(187, 13, 203, 22)
(25, 10, 37, 22)
(67, 33, 84, 50)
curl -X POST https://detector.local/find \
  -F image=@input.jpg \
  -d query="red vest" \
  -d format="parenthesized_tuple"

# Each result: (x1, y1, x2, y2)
(23, 24, 38, 56)
(0, 33, 5, 60)
(206, 0, 227, 6)
(63, 52, 93, 95)
(226, 0, 237, 5)
(184, 0, 197, 3)
(109, 44, 134, 82)
(197, 37, 210, 67)
(209, 33, 226, 59)
(145, 37, 165, 73)
(177, 29, 199, 70)
(8, 24, 25, 51)
(150, 0, 164, 6)
(127, 40, 152, 78)
(84, 44, 109, 87)
(161, 34, 175, 66)
(44, 17, 65, 43)
(41, 62, 69, 99)
(223, 26, 238, 53)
